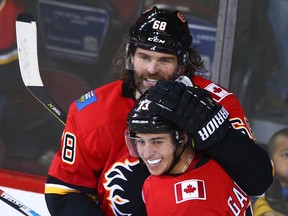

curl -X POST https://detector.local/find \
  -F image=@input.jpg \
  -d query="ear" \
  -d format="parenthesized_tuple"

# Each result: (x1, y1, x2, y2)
(179, 132, 188, 146)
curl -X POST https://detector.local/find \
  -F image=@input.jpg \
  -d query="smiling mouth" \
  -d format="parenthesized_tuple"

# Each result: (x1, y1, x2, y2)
(147, 158, 162, 166)
(145, 78, 158, 84)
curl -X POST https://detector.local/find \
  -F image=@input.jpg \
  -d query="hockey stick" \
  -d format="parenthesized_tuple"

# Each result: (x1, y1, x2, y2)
(0, 189, 41, 216)
(16, 12, 67, 125)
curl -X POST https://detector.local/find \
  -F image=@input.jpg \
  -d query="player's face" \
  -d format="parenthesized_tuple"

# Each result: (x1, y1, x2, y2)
(132, 48, 178, 94)
(134, 132, 177, 176)
(271, 135, 288, 185)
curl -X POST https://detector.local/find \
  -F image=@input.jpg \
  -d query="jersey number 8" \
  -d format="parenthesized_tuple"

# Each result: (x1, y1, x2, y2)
(62, 132, 76, 164)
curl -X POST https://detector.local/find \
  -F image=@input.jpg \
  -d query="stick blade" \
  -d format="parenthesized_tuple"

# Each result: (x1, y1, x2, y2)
(16, 12, 43, 87)
(16, 12, 67, 125)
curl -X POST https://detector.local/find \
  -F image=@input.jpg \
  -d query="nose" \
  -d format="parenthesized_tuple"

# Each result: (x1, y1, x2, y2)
(146, 61, 159, 74)
(139, 143, 155, 159)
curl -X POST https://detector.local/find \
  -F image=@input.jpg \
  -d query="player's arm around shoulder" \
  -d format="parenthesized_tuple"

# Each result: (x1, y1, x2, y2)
(192, 76, 273, 195)
(146, 77, 273, 196)
(193, 75, 255, 140)
(204, 126, 273, 196)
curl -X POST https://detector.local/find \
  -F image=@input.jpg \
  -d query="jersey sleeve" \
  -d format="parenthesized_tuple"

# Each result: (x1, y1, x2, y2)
(204, 127, 273, 196)
(47, 102, 98, 184)
(45, 182, 104, 216)
(45, 101, 104, 215)
(192, 76, 273, 196)
(192, 76, 255, 141)
(45, 81, 134, 216)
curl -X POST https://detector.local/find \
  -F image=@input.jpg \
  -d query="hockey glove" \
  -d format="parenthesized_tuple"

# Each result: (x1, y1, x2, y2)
(146, 80, 230, 150)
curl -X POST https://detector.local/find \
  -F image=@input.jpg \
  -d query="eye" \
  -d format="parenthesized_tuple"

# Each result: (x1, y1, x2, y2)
(160, 58, 171, 63)
(281, 152, 288, 158)
(137, 54, 150, 62)
(152, 140, 163, 145)
(136, 139, 145, 145)
(159, 57, 176, 64)
(141, 56, 149, 60)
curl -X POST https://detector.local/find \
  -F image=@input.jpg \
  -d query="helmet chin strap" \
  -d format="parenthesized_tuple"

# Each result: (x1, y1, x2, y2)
(175, 65, 186, 78)
(163, 139, 189, 175)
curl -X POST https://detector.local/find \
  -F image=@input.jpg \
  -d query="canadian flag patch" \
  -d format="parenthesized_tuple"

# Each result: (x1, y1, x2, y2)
(205, 83, 231, 102)
(174, 180, 206, 203)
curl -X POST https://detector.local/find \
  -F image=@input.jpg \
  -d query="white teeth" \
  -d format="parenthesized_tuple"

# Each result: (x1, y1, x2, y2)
(146, 78, 158, 83)
(147, 159, 162, 166)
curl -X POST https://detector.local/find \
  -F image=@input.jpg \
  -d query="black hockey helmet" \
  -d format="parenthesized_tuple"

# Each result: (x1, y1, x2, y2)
(125, 92, 184, 158)
(127, 93, 178, 133)
(128, 6, 192, 54)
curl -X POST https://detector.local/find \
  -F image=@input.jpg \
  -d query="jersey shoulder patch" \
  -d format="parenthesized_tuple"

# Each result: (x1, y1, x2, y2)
(204, 83, 232, 103)
(76, 90, 97, 111)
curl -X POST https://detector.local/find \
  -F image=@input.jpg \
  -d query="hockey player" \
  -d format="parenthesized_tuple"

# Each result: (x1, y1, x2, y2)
(45, 6, 272, 216)
(125, 90, 270, 215)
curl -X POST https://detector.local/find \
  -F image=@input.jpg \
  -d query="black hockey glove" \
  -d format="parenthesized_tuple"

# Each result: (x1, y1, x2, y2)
(146, 80, 230, 150)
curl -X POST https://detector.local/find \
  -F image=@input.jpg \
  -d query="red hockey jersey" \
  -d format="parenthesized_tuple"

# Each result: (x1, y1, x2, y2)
(143, 158, 252, 216)
(46, 76, 254, 216)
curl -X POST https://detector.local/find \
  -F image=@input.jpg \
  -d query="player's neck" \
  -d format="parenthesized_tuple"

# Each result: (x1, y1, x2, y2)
(170, 148, 195, 174)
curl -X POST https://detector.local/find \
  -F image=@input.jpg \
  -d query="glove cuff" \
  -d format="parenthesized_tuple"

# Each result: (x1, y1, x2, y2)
(193, 106, 230, 151)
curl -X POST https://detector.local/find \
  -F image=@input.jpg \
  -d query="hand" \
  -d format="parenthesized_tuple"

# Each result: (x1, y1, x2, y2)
(146, 80, 230, 150)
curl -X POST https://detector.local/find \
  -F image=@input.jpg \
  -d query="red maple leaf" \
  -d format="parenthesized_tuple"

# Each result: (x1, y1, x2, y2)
(184, 184, 196, 194)
(213, 86, 222, 94)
